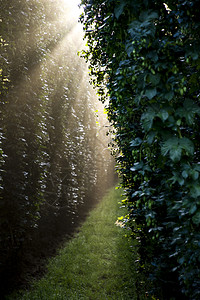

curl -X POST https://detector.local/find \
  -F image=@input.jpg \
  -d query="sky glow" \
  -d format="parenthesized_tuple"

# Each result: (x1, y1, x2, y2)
(61, 0, 82, 19)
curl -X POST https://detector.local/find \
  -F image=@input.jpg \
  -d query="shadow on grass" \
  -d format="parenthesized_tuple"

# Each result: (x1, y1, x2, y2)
(7, 187, 157, 300)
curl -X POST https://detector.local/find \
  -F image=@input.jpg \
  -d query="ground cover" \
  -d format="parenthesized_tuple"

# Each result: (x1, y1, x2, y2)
(8, 187, 155, 300)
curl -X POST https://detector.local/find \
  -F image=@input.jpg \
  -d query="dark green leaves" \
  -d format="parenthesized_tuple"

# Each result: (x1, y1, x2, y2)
(130, 161, 144, 172)
(141, 105, 169, 131)
(130, 137, 142, 147)
(145, 88, 157, 99)
(81, 0, 200, 298)
(148, 73, 161, 86)
(128, 10, 158, 40)
(164, 90, 174, 101)
(114, 1, 127, 19)
(192, 212, 200, 225)
(139, 10, 158, 22)
(130, 161, 151, 174)
(175, 99, 200, 125)
(141, 107, 156, 131)
(161, 137, 194, 162)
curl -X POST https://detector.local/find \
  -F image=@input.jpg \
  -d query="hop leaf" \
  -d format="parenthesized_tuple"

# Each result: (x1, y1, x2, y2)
(130, 137, 142, 147)
(192, 211, 200, 225)
(130, 161, 144, 171)
(161, 137, 194, 162)
(145, 88, 157, 99)
(148, 73, 161, 86)
(141, 107, 156, 131)
(175, 99, 200, 125)
(114, 2, 126, 19)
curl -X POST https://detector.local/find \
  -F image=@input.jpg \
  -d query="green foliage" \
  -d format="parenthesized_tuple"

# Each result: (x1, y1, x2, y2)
(80, 0, 200, 298)
(0, 0, 115, 294)
(161, 137, 194, 162)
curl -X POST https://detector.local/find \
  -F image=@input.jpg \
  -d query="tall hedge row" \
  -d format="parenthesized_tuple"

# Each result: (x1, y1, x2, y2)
(0, 0, 114, 294)
(80, 0, 200, 298)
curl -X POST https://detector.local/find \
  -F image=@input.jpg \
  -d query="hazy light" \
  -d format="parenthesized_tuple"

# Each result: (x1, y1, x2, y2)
(61, 0, 82, 21)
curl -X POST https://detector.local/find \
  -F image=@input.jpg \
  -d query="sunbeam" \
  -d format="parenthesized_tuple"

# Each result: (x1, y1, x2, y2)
(0, 1, 116, 297)
(60, 0, 82, 23)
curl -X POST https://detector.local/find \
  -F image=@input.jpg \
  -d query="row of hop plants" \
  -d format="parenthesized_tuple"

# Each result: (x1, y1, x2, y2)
(80, 0, 200, 298)
(0, 0, 114, 295)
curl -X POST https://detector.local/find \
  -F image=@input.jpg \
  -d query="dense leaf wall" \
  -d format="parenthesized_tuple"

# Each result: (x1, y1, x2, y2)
(80, 0, 200, 298)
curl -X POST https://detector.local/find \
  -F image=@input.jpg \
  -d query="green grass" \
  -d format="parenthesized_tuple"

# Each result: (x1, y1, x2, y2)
(8, 187, 155, 300)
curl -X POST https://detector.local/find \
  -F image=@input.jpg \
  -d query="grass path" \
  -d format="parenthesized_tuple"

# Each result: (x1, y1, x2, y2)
(9, 187, 153, 300)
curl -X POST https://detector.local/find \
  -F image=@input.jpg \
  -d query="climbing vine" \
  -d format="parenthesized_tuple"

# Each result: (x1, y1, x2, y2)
(80, 0, 200, 298)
